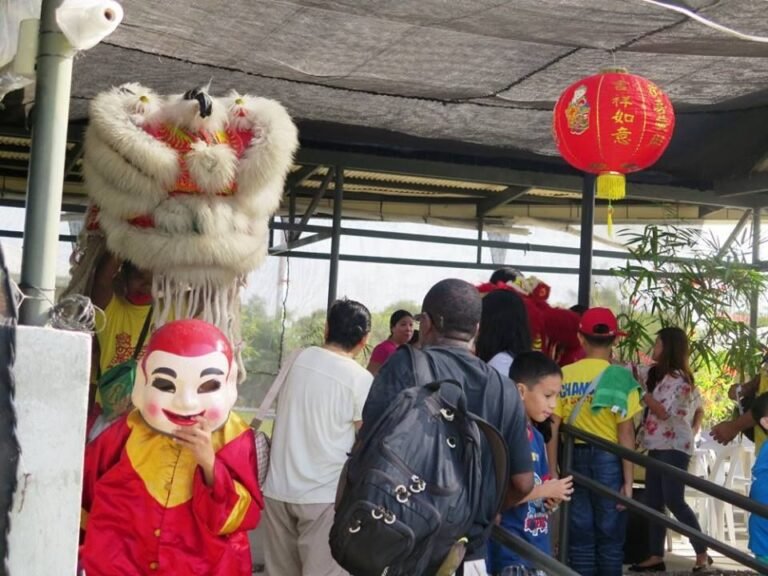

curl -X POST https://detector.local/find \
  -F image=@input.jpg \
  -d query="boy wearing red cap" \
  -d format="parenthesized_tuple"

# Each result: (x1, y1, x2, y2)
(546, 307, 642, 576)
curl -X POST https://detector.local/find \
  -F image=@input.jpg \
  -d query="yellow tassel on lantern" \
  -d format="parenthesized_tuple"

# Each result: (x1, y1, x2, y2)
(596, 172, 624, 236)
(596, 172, 626, 201)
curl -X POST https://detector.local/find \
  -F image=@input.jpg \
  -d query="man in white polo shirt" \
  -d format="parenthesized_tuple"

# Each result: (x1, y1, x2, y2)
(263, 298, 373, 576)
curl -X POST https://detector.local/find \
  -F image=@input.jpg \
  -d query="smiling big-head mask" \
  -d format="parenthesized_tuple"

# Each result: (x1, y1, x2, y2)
(131, 319, 237, 435)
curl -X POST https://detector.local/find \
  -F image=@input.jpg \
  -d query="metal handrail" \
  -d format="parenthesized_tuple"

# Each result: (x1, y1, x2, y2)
(572, 472, 767, 573)
(564, 424, 768, 518)
(558, 422, 768, 573)
(490, 525, 579, 576)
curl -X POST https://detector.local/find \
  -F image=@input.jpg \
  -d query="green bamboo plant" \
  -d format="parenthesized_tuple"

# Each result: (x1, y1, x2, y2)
(613, 224, 767, 383)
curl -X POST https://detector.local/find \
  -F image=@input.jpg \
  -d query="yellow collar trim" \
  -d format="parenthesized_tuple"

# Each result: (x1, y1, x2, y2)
(125, 410, 248, 507)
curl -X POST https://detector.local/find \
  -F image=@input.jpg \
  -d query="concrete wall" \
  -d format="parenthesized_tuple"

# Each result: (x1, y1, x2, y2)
(8, 326, 90, 576)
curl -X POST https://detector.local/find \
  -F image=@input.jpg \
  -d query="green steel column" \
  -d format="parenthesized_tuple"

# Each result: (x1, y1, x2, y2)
(578, 175, 596, 308)
(327, 166, 343, 311)
(19, 0, 74, 326)
(751, 208, 762, 332)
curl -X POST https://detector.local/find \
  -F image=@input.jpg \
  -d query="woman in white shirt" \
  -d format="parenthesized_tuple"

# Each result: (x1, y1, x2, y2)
(629, 327, 710, 573)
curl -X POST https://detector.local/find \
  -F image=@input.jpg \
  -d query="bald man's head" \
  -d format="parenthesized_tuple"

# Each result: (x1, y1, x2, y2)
(420, 279, 481, 342)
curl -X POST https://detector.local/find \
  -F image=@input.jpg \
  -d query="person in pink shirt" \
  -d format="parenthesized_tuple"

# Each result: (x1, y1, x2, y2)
(366, 309, 414, 376)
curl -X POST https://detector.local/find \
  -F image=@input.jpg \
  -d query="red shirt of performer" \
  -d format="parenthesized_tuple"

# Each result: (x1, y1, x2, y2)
(81, 319, 262, 576)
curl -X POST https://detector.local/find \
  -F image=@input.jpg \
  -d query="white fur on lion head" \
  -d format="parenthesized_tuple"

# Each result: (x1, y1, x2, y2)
(222, 90, 299, 211)
(112, 82, 162, 126)
(85, 83, 298, 287)
(150, 86, 229, 134)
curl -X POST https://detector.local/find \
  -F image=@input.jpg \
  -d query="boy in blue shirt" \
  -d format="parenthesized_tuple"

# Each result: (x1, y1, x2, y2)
(487, 352, 574, 575)
(749, 392, 768, 567)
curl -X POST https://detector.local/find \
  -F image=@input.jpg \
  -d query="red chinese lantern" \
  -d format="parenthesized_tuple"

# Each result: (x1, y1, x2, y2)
(552, 68, 675, 231)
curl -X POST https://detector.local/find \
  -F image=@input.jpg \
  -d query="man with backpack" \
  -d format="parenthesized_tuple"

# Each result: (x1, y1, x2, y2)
(346, 278, 534, 575)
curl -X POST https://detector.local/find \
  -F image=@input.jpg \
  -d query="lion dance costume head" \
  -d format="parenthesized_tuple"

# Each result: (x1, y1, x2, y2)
(66, 83, 299, 378)
(478, 272, 583, 367)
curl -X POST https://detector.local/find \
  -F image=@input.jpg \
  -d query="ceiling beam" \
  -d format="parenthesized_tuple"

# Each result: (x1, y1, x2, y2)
(715, 173, 768, 199)
(303, 174, 499, 199)
(270, 231, 332, 256)
(286, 165, 321, 189)
(477, 186, 531, 216)
(291, 168, 335, 241)
(297, 147, 753, 209)
(716, 210, 751, 258)
(64, 141, 85, 179)
(291, 188, 481, 205)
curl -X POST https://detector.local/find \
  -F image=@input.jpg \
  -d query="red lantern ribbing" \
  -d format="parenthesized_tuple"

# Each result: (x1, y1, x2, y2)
(552, 68, 675, 231)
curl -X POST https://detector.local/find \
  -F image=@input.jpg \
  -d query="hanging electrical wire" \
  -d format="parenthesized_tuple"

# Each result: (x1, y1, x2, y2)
(638, 0, 768, 43)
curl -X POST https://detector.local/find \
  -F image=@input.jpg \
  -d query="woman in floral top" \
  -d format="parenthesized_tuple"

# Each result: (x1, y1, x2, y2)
(629, 327, 710, 573)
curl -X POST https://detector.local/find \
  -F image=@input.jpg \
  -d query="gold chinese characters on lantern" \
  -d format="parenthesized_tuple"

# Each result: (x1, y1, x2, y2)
(553, 68, 675, 232)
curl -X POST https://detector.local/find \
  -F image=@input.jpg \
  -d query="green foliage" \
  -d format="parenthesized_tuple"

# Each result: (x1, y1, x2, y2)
(612, 224, 767, 426)
(695, 359, 739, 427)
(238, 297, 284, 408)
(237, 297, 419, 409)
(284, 308, 326, 351)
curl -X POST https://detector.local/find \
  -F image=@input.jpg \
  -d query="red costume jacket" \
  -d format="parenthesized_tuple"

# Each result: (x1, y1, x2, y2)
(81, 411, 262, 575)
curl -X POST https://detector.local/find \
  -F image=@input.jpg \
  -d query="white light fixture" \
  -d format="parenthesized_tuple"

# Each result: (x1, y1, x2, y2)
(55, 0, 124, 51)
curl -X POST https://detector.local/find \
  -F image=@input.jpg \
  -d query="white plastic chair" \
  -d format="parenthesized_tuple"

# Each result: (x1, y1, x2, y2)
(684, 448, 715, 536)
(708, 442, 754, 544)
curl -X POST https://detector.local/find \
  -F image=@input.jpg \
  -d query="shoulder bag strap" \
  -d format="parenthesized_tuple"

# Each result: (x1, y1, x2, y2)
(131, 305, 154, 361)
(567, 367, 606, 425)
(250, 348, 303, 427)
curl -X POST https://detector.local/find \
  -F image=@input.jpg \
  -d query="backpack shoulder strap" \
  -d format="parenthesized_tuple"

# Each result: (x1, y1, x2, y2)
(407, 345, 434, 386)
(473, 416, 509, 517)
(567, 367, 606, 425)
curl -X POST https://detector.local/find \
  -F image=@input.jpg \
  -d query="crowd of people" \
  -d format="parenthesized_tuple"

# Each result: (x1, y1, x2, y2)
(79, 260, 768, 576)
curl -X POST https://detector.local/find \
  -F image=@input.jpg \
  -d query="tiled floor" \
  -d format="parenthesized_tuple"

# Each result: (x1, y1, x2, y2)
(630, 510, 760, 575)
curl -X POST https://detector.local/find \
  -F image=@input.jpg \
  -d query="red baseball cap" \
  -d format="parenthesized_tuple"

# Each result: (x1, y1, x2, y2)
(579, 307, 627, 337)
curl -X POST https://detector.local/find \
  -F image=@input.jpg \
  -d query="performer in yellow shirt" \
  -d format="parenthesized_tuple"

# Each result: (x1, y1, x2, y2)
(547, 308, 642, 576)
(711, 355, 768, 453)
(91, 252, 153, 376)
(88, 252, 154, 430)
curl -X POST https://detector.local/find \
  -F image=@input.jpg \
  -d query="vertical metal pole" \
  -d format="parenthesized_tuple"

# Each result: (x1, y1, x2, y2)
(327, 166, 343, 310)
(751, 208, 762, 332)
(558, 431, 575, 563)
(19, 0, 74, 326)
(288, 185, 297, 242)
(578, 175, 596, 308)
(476, 218, 484, 264)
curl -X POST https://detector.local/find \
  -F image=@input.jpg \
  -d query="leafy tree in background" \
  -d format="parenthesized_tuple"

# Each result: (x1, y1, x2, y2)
(238, 297, 284, 408)
(612, 224, 767, 425)
(237, 297, 419, 409)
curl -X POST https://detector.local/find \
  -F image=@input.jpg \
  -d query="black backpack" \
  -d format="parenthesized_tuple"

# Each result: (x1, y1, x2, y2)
(330, 346, 509, 576)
